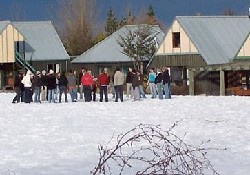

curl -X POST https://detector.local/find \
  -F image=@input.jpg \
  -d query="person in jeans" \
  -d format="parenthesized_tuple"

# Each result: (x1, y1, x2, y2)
(138, 71, 146, 98)
(162, 67, 171, 99)
(148, 68, 156, 98)
(155, 68, 163, 99)
(58, 71, 68, 103)
(47, 69, 57, 103)
(132, 69, 140, 101)
(67, 70, 77, 102)
(98, 68, 110, 102)
(114, 67, 124, 102)
(33, 71, 42, 103)
(40, 70, 48, 101)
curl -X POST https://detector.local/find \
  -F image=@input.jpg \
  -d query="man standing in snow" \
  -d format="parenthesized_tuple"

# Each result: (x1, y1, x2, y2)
(114, 67, 124, 102)
(162, 67, 171, 99)
(12, 73, 23, 103)
(67, 70, 78, 102)
(126, 67, 134, 98)
(47, 69, 57, 103)
(155, 68, 163, 99)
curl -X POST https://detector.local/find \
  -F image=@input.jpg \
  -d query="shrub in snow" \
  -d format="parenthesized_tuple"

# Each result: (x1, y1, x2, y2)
(91, 122, 221, 175)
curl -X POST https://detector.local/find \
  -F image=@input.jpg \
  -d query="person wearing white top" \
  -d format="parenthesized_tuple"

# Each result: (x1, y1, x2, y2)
(21, 70, 33, 103)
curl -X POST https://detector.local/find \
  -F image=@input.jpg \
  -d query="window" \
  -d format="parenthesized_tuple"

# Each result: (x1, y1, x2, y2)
(172, 32, 180, 48)
(47, 64, 60, 73)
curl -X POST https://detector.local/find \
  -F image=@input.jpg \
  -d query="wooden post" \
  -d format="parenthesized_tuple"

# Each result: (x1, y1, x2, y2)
(0, 70, 2, 90)
(220, 68, 225, 96)
(189, 69, 195, 95)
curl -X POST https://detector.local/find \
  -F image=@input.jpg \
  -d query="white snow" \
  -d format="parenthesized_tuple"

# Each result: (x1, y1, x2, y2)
(0, 93, 250, 175)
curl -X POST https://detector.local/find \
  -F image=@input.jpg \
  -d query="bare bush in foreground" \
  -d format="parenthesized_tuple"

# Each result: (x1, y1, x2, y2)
(91, 123, 221, 175)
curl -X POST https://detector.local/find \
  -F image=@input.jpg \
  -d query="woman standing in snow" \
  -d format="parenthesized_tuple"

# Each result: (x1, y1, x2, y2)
(148, 68, 156, 98)
(98, 68, 110, 102)
(21, 70, 33, 103)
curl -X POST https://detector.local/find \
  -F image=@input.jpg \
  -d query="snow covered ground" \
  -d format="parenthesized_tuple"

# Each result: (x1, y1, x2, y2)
(0, 92, 249, 175)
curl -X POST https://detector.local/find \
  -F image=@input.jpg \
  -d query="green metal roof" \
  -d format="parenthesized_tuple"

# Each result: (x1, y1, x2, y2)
(72, 25, 165, 63)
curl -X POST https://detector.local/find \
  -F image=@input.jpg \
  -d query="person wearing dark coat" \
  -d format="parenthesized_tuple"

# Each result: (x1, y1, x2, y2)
(58, 71, 68, 103)
(138, 72, 146, 98)
(131, 69, 140, 101)
(33, 71, 42, 103)
(162, 67, 171, 99)
(12, 73, 23, 103)
(47, 69, 57, 103)
(126, 68, 134, 98)
(155, 68, 163, 99)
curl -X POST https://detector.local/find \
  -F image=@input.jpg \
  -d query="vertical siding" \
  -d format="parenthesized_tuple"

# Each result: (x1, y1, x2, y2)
(0, 33, 2, 60)
(7, 25, 14, 62)
(1, 29, 7, 62)
(151, 54, 207, 68)
(156, 20, 198, 55)
(0, 24, 24, 63)
(237, 35, 250, 57)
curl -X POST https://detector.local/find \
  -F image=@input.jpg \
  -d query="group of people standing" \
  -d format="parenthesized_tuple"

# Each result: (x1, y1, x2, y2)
(148, 67, 171, 99)
(12, 66, 171, 104)
(125, 66, 171, 101)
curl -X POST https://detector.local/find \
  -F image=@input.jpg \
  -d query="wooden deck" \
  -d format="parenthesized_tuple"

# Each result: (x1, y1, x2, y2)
(226, 87, 250, 96)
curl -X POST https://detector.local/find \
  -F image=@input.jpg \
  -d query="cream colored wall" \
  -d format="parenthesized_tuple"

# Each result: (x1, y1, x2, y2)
(156, 20, 198, 55)
(0, 24, 24, 63)
(237, 35, 250, 57)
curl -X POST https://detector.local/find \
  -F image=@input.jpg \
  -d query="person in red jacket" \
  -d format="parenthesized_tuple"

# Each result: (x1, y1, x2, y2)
(81, 69, 93, 102)
(98, 68, 110, 102)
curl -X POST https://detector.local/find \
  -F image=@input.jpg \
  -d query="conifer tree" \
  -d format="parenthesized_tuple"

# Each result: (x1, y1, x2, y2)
(147, 5, 155, 17)
(105, 6, 118, 36)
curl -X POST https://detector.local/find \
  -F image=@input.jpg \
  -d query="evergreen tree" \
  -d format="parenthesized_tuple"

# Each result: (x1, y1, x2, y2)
(105, 6, 118, 36)
(147, 5, 155, 17)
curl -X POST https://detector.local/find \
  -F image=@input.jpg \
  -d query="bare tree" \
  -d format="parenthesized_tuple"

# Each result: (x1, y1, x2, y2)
(91, 123, 223, 175)
(54, 0, 97, 56)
